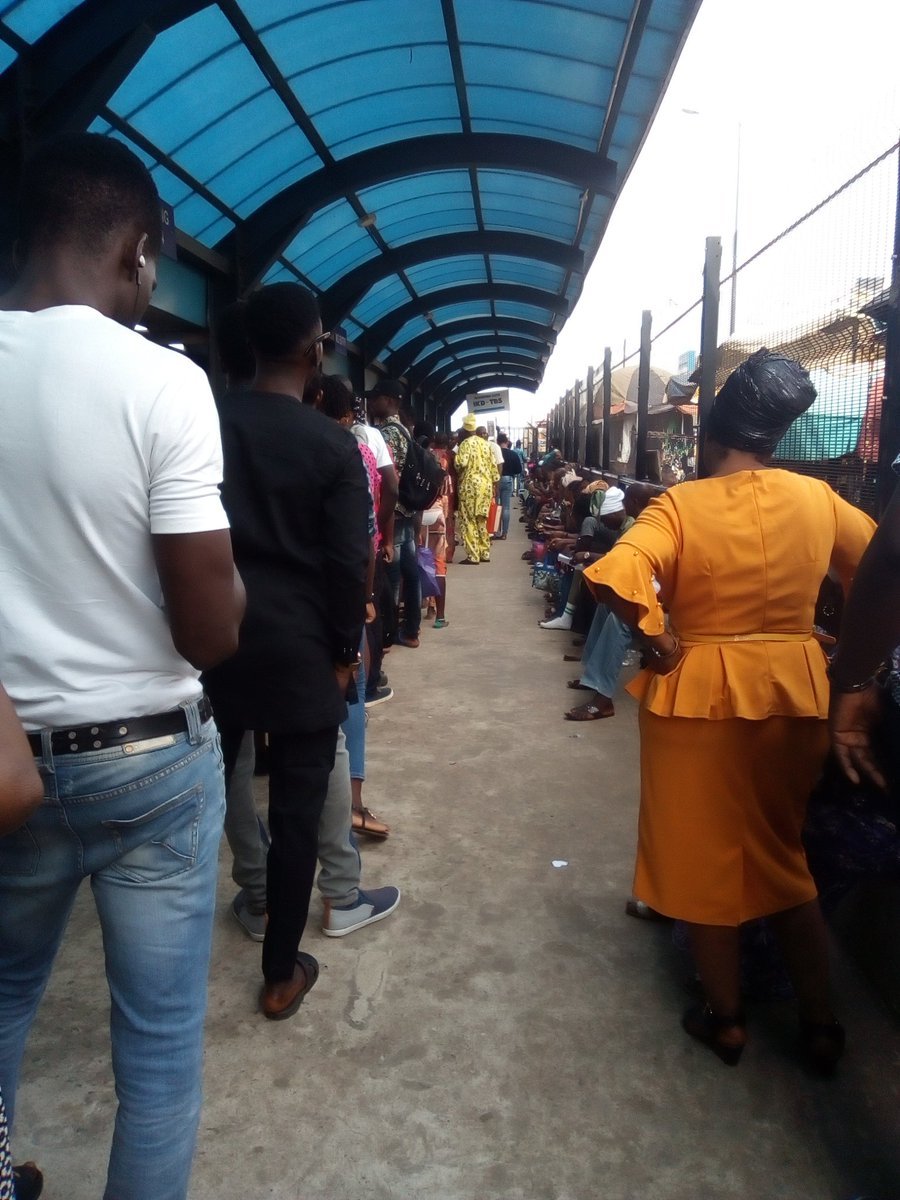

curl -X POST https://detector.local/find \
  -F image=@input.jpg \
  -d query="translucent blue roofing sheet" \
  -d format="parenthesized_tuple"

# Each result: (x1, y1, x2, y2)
(405, 257, 489, 293)
(0, 0, 85, 43)
(0, 0, 701, 404)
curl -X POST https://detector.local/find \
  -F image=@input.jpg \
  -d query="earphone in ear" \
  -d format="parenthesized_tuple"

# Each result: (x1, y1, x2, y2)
(138, 255, 146, 268)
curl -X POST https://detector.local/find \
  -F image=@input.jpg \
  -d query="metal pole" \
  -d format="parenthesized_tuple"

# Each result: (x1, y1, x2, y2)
(635, 309, 652, 479)
(601, 347, 612, 473)
(585, 366, 594, 468)
(730, 122, 742, 336)
(573, 379, 583, 464)
(697, 236, 723, 478)
(876, 145, 900, 516)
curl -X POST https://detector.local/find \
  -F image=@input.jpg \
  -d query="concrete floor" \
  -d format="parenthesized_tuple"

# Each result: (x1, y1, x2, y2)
(13, 518, 900, 1200)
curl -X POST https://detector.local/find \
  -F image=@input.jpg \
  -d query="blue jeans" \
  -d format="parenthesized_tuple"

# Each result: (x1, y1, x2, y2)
(341, 630, 367, 780)
(0, 699, 224, 1200)
(386, 514, 421, 638)
(498, 476, 513, 536)
(581, 604, 633, 696)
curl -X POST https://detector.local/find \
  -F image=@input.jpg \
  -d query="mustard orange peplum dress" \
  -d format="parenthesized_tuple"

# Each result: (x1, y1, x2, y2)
(584, 469, 874, 926)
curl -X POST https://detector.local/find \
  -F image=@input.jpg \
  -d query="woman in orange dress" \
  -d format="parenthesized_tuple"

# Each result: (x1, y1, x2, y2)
(585, 350, 874, 1069)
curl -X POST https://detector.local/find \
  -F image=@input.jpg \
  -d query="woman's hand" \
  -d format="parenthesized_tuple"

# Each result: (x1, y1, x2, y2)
(643, 633, 684, 676)
(365, 601, 377, 625)
(829, 685, 887, 789)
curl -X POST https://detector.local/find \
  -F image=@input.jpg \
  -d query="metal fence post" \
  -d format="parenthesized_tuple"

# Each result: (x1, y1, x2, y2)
(697, 236, 723, 479)
(584, 366, 594, 468)
(602, 347, 612, 472)
(573, 379, 583, 465)
(636, 309, 652, 478)
(877, 148, 900, 516)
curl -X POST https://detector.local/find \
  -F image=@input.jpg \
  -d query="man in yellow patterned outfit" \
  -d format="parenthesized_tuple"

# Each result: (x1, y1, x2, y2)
(455, 414, 499, 564)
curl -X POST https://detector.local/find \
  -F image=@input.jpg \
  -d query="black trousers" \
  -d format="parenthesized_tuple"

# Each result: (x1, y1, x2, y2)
(221, 724, 338, 982)
(369, 550, 394, 678)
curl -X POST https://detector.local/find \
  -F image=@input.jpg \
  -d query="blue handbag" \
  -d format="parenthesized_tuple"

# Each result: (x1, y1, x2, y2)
(416, 545, 440, 599)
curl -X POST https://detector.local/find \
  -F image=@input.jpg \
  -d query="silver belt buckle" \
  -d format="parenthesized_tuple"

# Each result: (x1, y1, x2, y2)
(121, 734, 178, 755)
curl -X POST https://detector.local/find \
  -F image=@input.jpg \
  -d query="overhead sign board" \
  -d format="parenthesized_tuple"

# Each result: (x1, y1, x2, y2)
(467, 389, 510, 415)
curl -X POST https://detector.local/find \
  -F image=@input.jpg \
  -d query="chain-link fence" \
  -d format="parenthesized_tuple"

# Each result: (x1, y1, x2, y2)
(546, 142, 900, 516)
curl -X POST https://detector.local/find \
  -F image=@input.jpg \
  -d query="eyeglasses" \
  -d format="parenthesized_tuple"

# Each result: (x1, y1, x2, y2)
(303, 330, 332, 358)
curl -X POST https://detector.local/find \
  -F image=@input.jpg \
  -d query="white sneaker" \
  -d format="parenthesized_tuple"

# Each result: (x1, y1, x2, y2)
(539, 613, 572, 630)
(322, 886, 401, 937)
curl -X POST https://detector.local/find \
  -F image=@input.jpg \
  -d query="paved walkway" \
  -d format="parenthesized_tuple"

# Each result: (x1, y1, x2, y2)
(15, 518, 900, 1200)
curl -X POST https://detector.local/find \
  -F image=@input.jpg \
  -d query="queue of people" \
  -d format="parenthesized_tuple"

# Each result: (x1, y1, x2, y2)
(0, 130, 897, 1200)
(0, 128, 532, 1200)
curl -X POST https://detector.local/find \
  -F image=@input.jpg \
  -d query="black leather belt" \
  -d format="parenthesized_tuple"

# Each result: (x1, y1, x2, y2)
(27, 696, 213, 757)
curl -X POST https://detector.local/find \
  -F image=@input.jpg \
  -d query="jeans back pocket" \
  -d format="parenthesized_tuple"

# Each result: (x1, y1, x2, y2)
(102, 784, 204, 883)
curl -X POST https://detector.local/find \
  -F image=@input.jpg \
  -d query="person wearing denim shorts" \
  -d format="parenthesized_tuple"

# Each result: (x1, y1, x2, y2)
(0, 135, 244, 1200)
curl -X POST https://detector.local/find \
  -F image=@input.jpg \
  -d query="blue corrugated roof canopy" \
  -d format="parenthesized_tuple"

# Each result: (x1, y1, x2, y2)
(0, 0, 700, 418)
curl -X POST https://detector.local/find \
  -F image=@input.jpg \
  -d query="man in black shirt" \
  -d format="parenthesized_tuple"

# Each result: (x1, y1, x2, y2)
(204, 284, 369, 1020)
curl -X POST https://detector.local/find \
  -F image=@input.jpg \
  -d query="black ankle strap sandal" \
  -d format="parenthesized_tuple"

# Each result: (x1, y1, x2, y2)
(682, 1003, 747, 1066)
(798, 1016, 845, 1077)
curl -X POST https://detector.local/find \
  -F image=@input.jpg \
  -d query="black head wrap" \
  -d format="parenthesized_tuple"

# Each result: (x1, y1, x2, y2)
(706, 348, 817, 456)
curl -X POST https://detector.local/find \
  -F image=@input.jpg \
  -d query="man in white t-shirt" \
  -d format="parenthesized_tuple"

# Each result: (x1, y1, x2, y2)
(0, 134, 244, 1200)
(352, 405, 399, 696)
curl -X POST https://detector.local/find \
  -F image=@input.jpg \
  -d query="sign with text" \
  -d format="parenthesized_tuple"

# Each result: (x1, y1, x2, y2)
(467, 389, 510, 415)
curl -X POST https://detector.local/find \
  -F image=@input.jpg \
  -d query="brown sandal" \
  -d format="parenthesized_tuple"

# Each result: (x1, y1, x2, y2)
(564, 700, 615, 721)
(352, 805, 390, 839)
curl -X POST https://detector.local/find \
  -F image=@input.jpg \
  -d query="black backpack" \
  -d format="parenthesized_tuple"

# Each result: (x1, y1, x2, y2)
(397, 430, 446, 511)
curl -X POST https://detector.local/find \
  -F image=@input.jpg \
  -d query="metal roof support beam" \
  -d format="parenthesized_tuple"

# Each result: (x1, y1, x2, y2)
(386, 316, 555, 376)
(408, 336, 547, 389)
(364, 284, 568, 363)
(597, 0, 655, 161)
(560, 0, 655, 306)
(427, 355, 543, 395)
(436, 373, 540, 407)
(0, 0, 210, 142)
(221, 133, 616, 286)
(322, 231, 581, 326)
(427, 355, 542, 393)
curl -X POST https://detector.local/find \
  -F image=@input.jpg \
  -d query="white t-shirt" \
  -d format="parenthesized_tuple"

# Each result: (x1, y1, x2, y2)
(0, 305, 228, 728)
(488, 439, 504, 468)
(352, 422, 392, 470)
